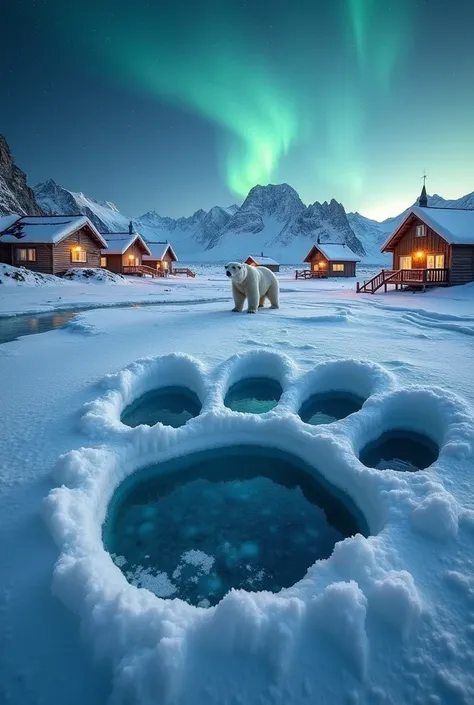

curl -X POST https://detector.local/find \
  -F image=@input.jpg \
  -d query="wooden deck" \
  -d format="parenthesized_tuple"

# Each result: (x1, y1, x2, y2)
(122, 265, 164, 278)
(356, 268, 450, 294)
(173, 267, 196, 278)
(295, 268, 327, 279)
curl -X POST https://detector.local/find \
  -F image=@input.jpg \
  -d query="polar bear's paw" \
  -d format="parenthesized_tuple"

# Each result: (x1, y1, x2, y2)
(232, 307, 242, 313)
(270, 304, 280, 309)
(247, 309, 257, 314)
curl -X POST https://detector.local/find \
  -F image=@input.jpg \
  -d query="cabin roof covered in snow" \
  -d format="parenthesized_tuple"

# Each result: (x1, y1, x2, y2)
(142, 242, 178, 262)
(101, 233, 151, 256)
(304, 243, 360, 262)
(245, 255, 279, 266)
(0, 214, 21, 232)
(0, 215, 107, 247)
(382, 206, 474, 251)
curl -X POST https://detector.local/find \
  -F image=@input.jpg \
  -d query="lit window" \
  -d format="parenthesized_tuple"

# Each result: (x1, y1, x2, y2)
(415, 224, 426, 237)
(333, 264, 345, 272)
(100, 256, 107, 267)
(16, 248, 36, 262)
(435, 254, 445, 269)
(71, 247, 87, 263)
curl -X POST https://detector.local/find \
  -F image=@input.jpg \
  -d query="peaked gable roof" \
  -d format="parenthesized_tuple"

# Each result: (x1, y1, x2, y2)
(143, 242, 178, 262)
(304, 243, 360, 263)
(0, 215, 107, 247)
(245, 255, 279, 265)
(382, 206, 474, 252)
(101, 233, 151, 256)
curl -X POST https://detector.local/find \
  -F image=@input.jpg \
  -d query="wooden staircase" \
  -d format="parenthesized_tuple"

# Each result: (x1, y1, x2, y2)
(357, 268, 450, 294)
(173, 267, 196, 278)
(122, 265, 164, 278)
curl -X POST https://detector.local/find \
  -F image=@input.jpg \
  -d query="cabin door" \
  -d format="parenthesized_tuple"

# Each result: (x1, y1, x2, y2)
(399, 256, 412, 270)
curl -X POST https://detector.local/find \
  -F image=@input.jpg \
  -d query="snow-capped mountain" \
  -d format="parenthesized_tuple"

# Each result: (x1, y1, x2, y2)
(0, 135, 43, 216)
(203, 184, 366, 262)
(34, 179, 130, 233)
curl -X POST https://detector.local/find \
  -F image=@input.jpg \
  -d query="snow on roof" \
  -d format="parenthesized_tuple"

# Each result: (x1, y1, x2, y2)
(308, 243, 360, 262)
(0, 214, 21, 232)
(101, 233, 151, 256)
(142, 242, 177, 262)
(246, 255, 279, 265)
(0, 215, 107, 247)
(382, 206, 474, 250)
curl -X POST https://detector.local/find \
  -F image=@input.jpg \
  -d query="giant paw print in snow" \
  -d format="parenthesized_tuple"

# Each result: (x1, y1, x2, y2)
(44, 351, 474, 705)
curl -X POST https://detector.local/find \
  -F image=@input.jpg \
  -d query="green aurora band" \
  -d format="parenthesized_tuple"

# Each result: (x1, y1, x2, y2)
(39, 0, 412, 200)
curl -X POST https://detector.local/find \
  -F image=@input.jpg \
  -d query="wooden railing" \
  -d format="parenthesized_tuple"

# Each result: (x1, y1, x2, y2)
(295, 268, 327, 279)
(357, 268, 450, 294)
(173, 267, 196, 278)
(122, 265, 164, 278)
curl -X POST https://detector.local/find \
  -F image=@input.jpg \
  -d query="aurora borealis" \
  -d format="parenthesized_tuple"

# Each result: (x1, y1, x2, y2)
(1, 0, 473, 219)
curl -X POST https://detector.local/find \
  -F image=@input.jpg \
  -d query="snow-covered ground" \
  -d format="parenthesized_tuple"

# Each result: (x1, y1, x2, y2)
(0, 264, 379, 317)
(1, 270, 474, 705)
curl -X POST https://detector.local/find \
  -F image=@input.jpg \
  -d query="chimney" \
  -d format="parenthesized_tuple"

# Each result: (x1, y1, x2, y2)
(128, 220, 133, 235)
(261, 251, 263, 257)
(317, 236, 320, 244)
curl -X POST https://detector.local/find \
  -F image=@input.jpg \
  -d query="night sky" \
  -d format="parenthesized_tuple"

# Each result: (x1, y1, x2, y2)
(2, 0, 473, 219)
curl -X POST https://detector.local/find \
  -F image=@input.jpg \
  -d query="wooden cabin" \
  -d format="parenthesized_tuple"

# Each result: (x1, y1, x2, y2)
(0, 215, 106, 275)
(100, 233, 151, 274)
(245, 254, 280, 273)
(142, 242, 178, 275)
(298, 242, 360, 279)
(357, 195, 474, 293)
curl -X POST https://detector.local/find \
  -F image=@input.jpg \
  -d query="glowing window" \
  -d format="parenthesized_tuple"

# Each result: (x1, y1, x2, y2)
(71, 247, 87, 263)
(100, 256, 107, 267)
(332, 264, 345, 272)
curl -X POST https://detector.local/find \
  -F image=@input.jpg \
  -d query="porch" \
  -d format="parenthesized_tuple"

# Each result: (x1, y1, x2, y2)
(356, 268, 450, 294)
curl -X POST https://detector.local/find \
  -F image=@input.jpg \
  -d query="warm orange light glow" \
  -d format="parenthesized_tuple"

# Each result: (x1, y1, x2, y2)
(318, 261, 327, 268)
(415, 251, 424, 259)
(73, 246, 82, 252)
(128, 255, 135, 262)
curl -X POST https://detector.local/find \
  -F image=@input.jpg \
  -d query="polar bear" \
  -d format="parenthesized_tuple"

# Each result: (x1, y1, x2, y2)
(225, 262, 280, 314)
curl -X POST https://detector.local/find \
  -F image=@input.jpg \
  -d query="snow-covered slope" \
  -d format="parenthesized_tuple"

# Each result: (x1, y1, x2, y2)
(0, 135, 43, 216)
(34, 180, 130, 233)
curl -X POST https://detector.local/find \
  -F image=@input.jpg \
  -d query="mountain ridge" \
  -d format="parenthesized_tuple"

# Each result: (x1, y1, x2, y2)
(1, 134, 472, 264)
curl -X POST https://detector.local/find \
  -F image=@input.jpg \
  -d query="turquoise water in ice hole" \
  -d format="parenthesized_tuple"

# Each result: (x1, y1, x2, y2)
(103, 445, 369, 607)
(360, 430, 439, 472)
(299, 391, 365, 426)
(224, 377, 283, 414)
(120, 386, 202, 428)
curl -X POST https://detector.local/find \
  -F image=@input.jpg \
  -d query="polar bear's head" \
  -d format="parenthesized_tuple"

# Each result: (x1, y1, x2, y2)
(225, 262, 247, 283)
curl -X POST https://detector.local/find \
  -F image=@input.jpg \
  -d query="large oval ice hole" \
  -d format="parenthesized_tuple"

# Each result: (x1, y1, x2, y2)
(224, 377, 282, 414)
(359, 430, 439, 472)
(103, 446, 369, 607)
(299, 391, 365, 426)
(121, 386, 202, 428)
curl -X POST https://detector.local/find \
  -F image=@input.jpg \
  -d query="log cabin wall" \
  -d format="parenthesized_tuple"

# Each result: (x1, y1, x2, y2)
(103, 254, 123, 273)
(162, 249, 174, 273)
(310, 250, 328, 271)
(391, 220, 451, 270)
(0, 243, 54, 273)
(121, 241, 143, 268)
(329, 261, 356, 277)
(53, 226, 102, 274)
(451, 246, 474, 285)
